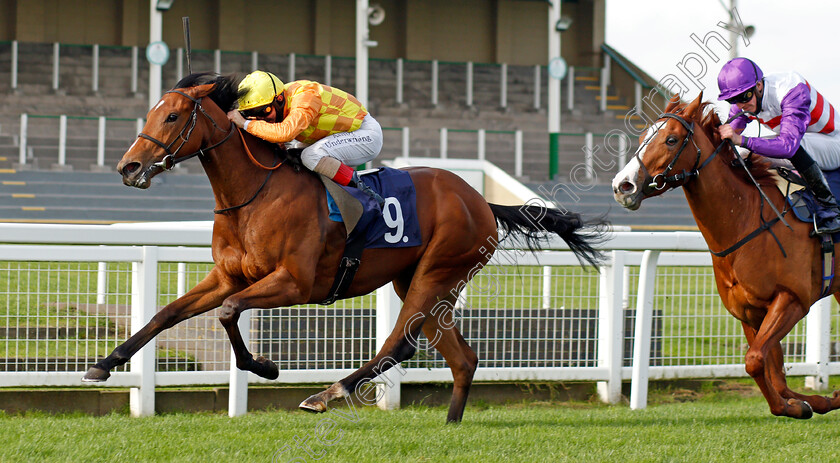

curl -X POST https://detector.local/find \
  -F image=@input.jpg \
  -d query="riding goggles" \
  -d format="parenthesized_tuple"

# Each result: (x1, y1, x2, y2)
(240, 104, 274, 119)
(726, 87, 755, 105)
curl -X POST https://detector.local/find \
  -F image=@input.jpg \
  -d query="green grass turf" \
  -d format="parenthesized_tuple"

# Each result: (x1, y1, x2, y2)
(1, 382, 840, 462)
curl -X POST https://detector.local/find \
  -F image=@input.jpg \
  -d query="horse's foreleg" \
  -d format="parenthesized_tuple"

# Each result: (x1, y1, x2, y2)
(218, 267, 311, 380)
(743, 291, 813, 419)
(83, 268, 240, 382)
(764, 339, 840, 414)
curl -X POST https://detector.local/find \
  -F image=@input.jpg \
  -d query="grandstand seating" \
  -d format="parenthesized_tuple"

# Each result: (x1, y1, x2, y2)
(0, 41, 693, 227)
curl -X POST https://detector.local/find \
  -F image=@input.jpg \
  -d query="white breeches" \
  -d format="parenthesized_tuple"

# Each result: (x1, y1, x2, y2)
(299, 114, 383, 170)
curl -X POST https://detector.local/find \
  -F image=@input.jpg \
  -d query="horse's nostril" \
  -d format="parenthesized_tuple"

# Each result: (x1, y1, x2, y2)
(122, 162, 141, 175)
(619, 181, 635, 194)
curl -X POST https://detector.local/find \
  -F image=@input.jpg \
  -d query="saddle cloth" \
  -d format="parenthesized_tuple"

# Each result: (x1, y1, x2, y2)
(320, 167, 422, 249)
(779, 167, 840, 239)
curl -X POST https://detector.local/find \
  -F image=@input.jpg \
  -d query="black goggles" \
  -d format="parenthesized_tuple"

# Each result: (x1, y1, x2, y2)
(241, 104, 274, 119)
(726, 87, 756, 105)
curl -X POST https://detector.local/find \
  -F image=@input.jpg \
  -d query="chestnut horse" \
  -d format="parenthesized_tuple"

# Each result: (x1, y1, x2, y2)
(613, 92, 840, 419)
(83, 73, 605, 422)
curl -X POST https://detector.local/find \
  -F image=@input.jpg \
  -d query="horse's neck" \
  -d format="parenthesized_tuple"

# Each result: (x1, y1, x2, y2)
(683, 149, 767, 251)
(200, 129, 311, 213)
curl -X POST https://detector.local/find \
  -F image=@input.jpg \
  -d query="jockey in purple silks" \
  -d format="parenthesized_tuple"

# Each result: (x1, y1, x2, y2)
(717, 57, 840, 234)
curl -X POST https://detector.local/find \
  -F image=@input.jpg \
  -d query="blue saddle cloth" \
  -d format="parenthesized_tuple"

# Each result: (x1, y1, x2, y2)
(786, 167, 840, 240)
(325, 167, 422, 249)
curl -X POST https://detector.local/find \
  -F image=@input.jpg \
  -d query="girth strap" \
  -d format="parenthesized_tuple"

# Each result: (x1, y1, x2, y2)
(709, 216, 786, 258)
(820, 234, 835, 298)
(319, 237, 366, 305)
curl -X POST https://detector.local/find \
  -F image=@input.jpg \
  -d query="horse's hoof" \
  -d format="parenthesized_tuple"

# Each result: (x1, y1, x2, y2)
(82, 367, 110, 382)
(788, 399, 814, 419)
(253, 356, 279, 380)
(299, 394, 328, 413)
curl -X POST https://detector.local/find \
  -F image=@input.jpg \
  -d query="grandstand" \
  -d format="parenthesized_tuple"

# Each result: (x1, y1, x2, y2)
(0, 1, 694, 228)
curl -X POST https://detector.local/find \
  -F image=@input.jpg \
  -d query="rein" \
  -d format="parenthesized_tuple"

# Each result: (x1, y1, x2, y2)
(639, 111, 790, 258)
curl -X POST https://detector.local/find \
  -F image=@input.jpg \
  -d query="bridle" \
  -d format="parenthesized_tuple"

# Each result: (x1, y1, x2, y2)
(137, 89, 235, 171)
(136, 88, 284, 214)
(637, 112, 723, 195)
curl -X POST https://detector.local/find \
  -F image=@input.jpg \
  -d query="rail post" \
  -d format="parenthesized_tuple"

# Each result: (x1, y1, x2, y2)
(805, 297, 831, 391)
(597, 250, 626, 404)
(324, 55, 332, 86)
(515, 130, 523, 177)
(11, 40, 18, 91)
(500, 63, 508, 109)
(375, 283, 402, 410)
(440, 128, 448, 159)
(131, 46, 139, 94)
(130, 247, 158, 417)
(96, 116, 106, 167)
(402, 127, 410, 158)
(92, 44, 99, 93)
(52, 42, 60, 92)
(18, 114, 27, 166)
(229, 310, 251, 416)
(630, 250, 661, 410)
(567, 66, 575, 111)
(533, 64, 541, 110)
(396, 58, 403, 104)
(466, 61, 474, 107)
(431, 60, 439, 106)
(58, 115, 67, 167)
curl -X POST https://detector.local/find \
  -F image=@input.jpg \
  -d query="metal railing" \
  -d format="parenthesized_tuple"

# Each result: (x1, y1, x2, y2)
(3, 40, 558, 111)
(0, 223, 837, 417)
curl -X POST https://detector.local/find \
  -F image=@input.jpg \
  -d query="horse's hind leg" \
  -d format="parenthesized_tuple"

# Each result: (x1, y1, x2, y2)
(421, 299, 478, 422)
(299, 270, 476, 418)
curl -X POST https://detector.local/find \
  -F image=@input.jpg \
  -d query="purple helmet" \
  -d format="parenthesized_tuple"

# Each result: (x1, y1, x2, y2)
(717, 58, 763, 101)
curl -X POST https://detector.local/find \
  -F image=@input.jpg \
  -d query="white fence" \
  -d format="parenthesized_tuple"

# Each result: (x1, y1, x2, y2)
(0, 223, 837, 417)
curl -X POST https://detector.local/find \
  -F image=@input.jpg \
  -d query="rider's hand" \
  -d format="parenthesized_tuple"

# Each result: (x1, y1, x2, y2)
(227, 110, 247, 129)
(717, 124, 743, 146)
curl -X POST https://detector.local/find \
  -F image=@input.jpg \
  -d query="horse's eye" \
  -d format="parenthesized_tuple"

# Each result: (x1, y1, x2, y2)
(166, 113, 178, 123)
(665, 135, 678, 146)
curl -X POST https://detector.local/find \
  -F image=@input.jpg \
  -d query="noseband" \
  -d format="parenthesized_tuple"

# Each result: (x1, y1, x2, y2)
(137, 89, 235, 170)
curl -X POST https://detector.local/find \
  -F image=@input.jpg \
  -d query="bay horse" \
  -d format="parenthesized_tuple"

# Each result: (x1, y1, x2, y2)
(84, 73, 605, 422)
(613, 92, 840, 419)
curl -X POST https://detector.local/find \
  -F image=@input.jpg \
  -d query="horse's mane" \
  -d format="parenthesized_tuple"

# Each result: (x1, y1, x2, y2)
(172, 72, 304, 171)
(174, 72, 245, 113)
(685, 101, 778, 189)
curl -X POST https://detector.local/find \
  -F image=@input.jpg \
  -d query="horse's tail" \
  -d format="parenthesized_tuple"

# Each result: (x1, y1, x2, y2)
(488, 203, 608, 268)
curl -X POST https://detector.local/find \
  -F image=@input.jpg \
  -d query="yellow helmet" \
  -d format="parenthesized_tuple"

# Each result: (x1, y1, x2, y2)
(237, 71, 284, 111)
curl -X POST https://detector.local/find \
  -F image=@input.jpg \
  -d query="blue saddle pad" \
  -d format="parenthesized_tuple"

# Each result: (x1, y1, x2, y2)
(325, 167, 422, 249)
(786, 167, 840, 240)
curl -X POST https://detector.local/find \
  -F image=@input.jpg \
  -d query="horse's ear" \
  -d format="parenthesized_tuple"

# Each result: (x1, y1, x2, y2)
(684, 91, 704, 119)
(189, 83, 216, 99)
(664, 94, 681, 113)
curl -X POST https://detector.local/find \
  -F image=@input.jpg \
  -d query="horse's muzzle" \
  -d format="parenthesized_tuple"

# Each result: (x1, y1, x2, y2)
(613, 179, 643, 210)
(118, 161, 155, 189)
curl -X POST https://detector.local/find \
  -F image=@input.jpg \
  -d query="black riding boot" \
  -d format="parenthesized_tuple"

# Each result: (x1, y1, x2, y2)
(349, 172, 385, 208)
(799, 163, 840, 234)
